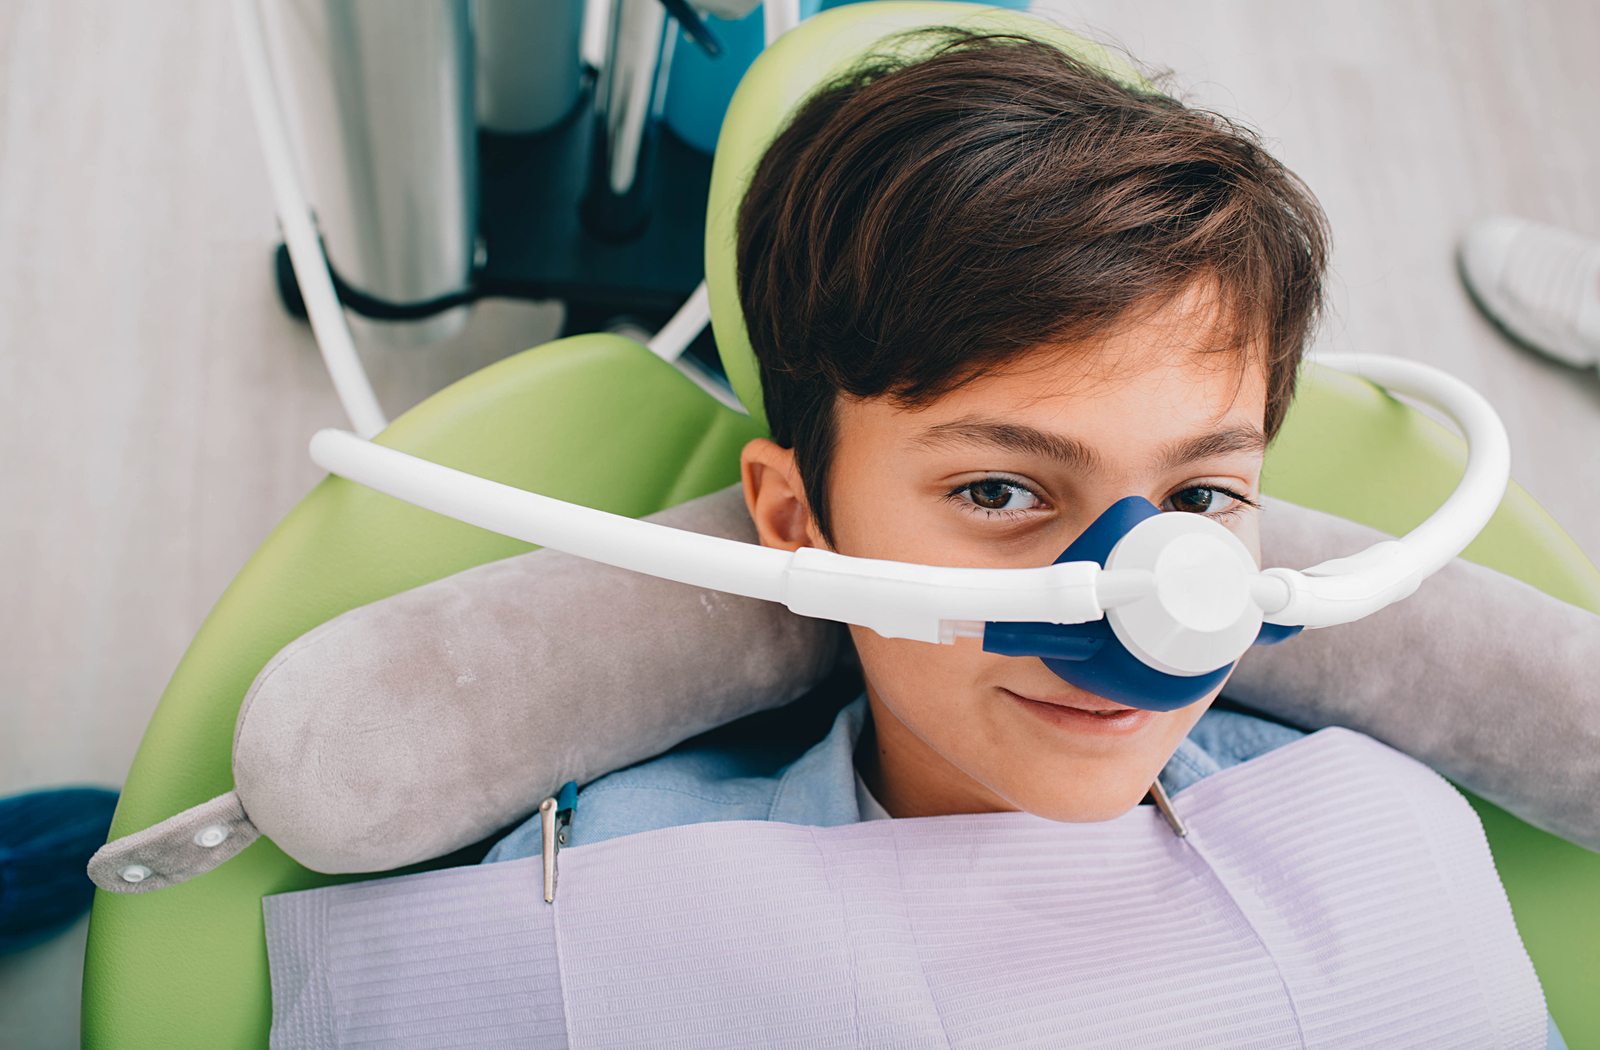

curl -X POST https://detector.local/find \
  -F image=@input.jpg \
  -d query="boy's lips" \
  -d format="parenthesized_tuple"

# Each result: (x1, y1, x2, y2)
(999, 687, 1155, 734)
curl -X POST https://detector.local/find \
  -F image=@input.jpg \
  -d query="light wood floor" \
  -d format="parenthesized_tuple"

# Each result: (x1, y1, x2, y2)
(1, 0, 1595, 1044)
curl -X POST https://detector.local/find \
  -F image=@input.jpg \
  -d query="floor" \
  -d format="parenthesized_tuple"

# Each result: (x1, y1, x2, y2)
(1, 0, 1595, 1045)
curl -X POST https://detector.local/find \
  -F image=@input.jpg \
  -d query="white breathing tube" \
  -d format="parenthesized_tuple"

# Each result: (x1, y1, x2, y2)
(1262, 353, 1511, 628)
(310, 427, 1128, 643)
(309, 353, 1509, 661)
(236, 0, 1511, 673)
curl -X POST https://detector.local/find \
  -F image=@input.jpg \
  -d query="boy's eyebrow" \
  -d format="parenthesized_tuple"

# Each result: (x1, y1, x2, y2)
(915, 418, 1100, 471)
(1157, 426, 1269, 469)
(915, 418, 1266, 473)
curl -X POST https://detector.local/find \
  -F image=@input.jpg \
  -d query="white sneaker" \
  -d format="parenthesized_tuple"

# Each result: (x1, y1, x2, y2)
(1458, 216, 1600, 369)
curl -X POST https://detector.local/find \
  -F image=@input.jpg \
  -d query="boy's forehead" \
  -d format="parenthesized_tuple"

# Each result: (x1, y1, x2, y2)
(833, 280, 1273, 476)
(835, 357, 1269, 486)
(920, 278, 1262, 416)
(883, 332, 1267, 444)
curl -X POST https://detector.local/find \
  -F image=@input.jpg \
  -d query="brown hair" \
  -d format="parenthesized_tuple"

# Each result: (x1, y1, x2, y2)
(737, 31, 1329, 543)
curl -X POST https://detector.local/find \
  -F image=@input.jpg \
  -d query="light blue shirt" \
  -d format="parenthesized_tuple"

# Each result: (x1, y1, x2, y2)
(484, 696, 1566, 1049)
(485, 696, 1302, 858)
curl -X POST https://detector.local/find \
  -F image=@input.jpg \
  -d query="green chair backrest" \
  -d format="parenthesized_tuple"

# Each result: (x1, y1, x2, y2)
(82, 337, 767, 1048)
(86, 4, 1599, 1046)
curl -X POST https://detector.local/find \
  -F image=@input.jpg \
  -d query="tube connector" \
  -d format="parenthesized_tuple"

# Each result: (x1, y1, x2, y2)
(938, 620, 986, 645)
(783, 548, 1104, 644)
(1250, 573, 1293, 616)
(1260, 541, 1425, 628)
(1096, 569, 1156, 608)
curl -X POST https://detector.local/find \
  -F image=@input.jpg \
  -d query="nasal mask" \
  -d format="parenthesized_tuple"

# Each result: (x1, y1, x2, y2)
(309, 352, 1510, 713)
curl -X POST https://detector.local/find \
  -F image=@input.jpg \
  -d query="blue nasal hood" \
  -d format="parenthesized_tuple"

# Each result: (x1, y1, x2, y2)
(981, 497, 1300, 711)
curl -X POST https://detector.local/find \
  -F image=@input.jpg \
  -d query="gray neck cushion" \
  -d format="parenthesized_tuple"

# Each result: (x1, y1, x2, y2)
(89, 487, 1600, 893)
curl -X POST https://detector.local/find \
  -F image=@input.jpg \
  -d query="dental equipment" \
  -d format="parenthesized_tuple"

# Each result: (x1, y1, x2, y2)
(239, 0, 1510, 712)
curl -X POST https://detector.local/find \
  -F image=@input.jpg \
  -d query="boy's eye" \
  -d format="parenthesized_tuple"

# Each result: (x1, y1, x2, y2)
(955, 478, 1041, 513)
(1164, 486, 1246, 516)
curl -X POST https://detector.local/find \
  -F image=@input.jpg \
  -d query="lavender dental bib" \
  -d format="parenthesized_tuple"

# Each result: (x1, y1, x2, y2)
(264, 729, 1545, 1050)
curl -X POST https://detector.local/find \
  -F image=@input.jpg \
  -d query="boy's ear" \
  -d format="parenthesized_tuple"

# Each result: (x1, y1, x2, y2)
(740, 438, 824, 552)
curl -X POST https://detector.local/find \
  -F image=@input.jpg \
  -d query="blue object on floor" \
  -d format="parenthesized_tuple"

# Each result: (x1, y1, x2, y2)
(0, 787, 120, 954)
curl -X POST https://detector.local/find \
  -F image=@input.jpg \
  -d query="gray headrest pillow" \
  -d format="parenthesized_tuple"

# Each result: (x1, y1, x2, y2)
(89, 486, 1600, 893)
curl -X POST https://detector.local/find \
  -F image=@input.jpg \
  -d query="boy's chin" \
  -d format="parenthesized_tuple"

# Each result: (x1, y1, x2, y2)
(1000, 775, 1163, 825)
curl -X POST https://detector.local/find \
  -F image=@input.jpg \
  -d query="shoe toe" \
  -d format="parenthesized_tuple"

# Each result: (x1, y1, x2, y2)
(1457, 216, 1600, 368)
(1458, 215, 1524, 296)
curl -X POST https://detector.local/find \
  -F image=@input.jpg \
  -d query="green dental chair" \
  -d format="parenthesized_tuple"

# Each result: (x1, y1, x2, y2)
(82, 5, 1600, 1046)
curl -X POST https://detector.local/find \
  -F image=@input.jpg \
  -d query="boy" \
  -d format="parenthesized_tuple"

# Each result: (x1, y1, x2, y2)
(485, 30, 1556, 1045)
(488, 29, 1319, 849)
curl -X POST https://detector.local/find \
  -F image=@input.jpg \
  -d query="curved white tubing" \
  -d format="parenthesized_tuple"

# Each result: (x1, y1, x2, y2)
(1260, 354, 1511, 628)
(232, 0, 387, 439)
(311, 429, 790, 599)
(309, 353, 1509, 646)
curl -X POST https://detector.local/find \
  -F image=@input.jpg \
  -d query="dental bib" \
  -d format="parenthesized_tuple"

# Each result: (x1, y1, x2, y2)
(262, 729, 1545, 1050)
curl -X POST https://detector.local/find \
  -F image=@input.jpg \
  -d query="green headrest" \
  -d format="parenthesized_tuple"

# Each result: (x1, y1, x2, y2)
(703, 1, 1138, 428)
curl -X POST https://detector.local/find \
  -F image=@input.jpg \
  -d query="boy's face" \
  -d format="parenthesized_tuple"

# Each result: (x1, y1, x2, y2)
(742, 291, 1269, 822)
